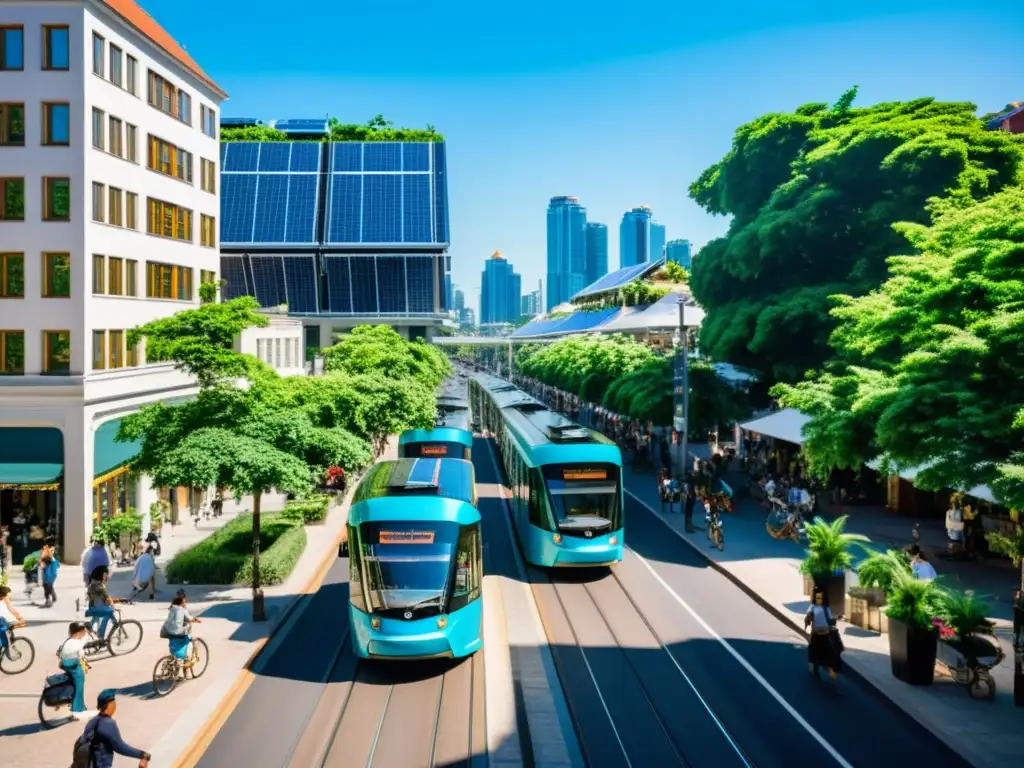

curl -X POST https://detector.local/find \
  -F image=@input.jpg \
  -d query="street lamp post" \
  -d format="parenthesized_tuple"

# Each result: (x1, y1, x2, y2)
(672, 295, 690, 482)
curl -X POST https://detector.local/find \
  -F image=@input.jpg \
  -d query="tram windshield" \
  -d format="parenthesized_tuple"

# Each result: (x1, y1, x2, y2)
(542, 464, 622, 532)
(356, 521, 459, 617)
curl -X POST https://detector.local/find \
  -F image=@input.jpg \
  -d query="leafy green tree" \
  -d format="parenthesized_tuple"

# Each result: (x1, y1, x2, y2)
(323, 325, 451, 389)
(347, 374, 437, 457)
(689, 89, 1024, 386)
(774, 185, 1024, 509)
(149, 428, 311, 620)
(661, 262, 689, 283)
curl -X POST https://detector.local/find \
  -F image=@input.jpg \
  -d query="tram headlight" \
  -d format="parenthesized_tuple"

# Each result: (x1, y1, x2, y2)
(436, 617, 448, 629)
(552, 533, 562, 545)
(370, 617, 381, 630)
(609, 536, 618, 546)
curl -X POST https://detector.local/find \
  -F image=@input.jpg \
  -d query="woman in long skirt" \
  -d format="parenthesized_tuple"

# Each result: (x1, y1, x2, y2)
(805, 586, 842, 679)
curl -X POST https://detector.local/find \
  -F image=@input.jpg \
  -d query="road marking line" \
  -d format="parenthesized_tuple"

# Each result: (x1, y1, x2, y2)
(624, 490, 854, 768)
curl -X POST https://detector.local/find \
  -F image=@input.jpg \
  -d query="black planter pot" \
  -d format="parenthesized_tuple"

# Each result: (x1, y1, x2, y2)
(888, 617, 938, 685)
(812, 572, 847, 615)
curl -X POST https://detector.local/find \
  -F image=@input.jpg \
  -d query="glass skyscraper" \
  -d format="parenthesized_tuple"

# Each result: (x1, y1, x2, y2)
(480, 251, 522, 324)
(619, 206, 666, 267)
(584, 222, 609, 285)
(546, 196, 587, 310)
(665, 239, 693, 269)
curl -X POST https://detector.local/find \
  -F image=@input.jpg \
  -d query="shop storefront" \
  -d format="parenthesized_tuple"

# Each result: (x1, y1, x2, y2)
(0, 427, 64, 564)
(91, 419, 141, 526)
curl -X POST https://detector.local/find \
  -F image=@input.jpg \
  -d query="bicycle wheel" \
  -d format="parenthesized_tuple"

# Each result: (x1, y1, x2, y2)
(0, 636, 35, 674)
(187, 638, 210, 679)
(152, 656, 179, 697)
(107, 619, 143, 656)
(38, 695, 74, 729)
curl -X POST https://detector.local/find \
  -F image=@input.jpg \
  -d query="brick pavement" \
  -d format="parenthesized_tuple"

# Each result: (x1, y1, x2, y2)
(622, 462, 1023, 768)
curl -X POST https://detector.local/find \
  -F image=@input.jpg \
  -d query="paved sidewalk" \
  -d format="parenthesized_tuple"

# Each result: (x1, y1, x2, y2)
(0, 449, 386, 767)
(622, 463, 1022, 768)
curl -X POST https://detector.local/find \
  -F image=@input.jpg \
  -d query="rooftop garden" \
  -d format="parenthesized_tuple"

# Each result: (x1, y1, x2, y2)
(571, 262, 689, 312)
(220, 114, 443, 143)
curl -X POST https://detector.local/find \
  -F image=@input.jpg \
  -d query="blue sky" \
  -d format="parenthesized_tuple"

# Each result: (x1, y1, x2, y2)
(146, 1, 1024, 314)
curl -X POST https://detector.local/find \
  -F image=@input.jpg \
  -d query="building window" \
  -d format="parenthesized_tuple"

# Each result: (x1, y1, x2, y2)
(126, 55, 137, 95)
(92, 183, 104, 222)
(0, 103, 25, 146)
(43, 177, 70, 221)
(0, 253, 24, 298)
(126, 192, 137, 229)
(147, 71, 191, 124)
(109, 330, 124, 368)
(108, 116, 123, 157)
(200, 158, 216, 193)
(108, 187, 122, 226)
(92, 255, 105, 293)
(126, 123, 137, 162)
(0, 330, 24, 374)
(42, 330, 71, 374)
(200, 269, 216, 303)
(92, 107, 104, 149)
(92, 330, 106, 370)
(0, 178, 25, 220)
(200, 214, 215, 247)
(108, 257, 123, 295)
(42, 252, 70, 298)
(109, 44, 122, 87)
(42, 102, 69, 145)
(126, 260, 138, 296)
(126, 340, 139, 367)
(146, 198, 192, 242)
(147, 135, 193, 183)
(177, 91, 191, 125)
(92, 33, 103, 76)
(200, 105, 216, 138)
(42, 26, 69, 71)
(146, 262, 193, 301)
(0, 26, 23, 71)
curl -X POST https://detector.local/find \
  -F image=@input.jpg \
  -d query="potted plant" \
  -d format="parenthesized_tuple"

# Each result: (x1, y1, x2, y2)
(884, 567, 943, 685)
(849, 549, 910, 631)
(985, 522, 1024, 705)
(799, 515, 869, 613)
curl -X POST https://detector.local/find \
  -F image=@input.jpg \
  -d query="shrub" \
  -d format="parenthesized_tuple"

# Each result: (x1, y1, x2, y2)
(283, 495, 331, 524)
(236, 523, 307, 586)
(164, 513, 302, 585)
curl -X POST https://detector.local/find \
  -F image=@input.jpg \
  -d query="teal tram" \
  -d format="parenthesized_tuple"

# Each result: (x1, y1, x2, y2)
(469, 374, 625, 567)
(398, 392, 473, 461)
(339, 458, 483, 660)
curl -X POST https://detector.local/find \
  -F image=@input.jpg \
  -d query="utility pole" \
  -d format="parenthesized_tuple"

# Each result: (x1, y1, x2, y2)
(672, 295, 690, 481)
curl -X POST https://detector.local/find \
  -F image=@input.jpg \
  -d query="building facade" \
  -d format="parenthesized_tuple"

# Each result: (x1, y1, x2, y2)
(546, 196, 586, 310)
(218, 125, 454, 351)
(0, 0, 227, 562)
(480, 251, 521, 325)
(665, 239, 692, 269)
(520, 289, 540, 317)
(619, 206, 666, 267)
(584, 222, 608, 285)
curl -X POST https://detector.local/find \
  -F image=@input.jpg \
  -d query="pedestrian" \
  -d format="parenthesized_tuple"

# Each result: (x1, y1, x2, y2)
(59, 621, 93, 719)
(0, 584, 25, 656)
(78, 537, 110, 613)
(804, 586, 843, 679)
(905, 545, 938, 581)
(40, 537, 60, 607)
(131, 544, 158, 600)
(72, 689, 151, 768)
(683, 474, 697, 533)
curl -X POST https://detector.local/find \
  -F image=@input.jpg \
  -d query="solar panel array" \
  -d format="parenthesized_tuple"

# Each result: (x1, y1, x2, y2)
(511, 307, 624, 339)
(572, 258, 665, 301)
(219, 141, 449, 249)
(220, 255, 320, 314)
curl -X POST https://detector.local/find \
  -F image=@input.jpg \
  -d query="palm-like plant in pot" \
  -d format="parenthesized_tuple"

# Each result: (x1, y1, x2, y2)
(933, 588, 997, 661)
(884, 567, 943, 685)
(854, 548, 911, 606)
(798, 515, 869, 613)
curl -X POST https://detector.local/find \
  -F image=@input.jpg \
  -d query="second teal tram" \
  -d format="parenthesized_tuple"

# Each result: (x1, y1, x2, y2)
(469, 374, 625, 567)
(340, 458, 483, 660)
(398, 393, 473, 461)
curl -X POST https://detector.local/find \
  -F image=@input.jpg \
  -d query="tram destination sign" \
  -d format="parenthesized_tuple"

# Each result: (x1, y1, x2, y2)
(380, 530, 436, 544)
(563, 468, 608, 481)
(422, 445, 448, 456)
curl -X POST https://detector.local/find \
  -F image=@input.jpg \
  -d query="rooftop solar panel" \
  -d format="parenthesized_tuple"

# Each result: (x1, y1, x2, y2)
(290, 143, 321, 172)
(572, 259, 665, 301)
(257, 143, 291, 172)
(223, 143, 259, 173)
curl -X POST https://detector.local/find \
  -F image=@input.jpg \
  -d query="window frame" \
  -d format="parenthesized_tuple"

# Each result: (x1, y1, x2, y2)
(92, 329, 106, 370)
(108, 256, 123, 295)
(0, 102, 25, 147)
(109, 44, 122, 87)
(146, 198, 193, 242)
(92, 254, 105, 294)
(200, 214, 216, 247)
(42, 102, 70, 146)
(92, 33, 104, 77)
(125, 191, 137, 229)
(145, 261, 194, 301)
(148, 134, 193, 183)
(109, 330, 124, 369)
(108, 186, 123, 226)
(0, 26, 24, 71)
(42, 330, 71, 375)
(0, 177, 25, 221)
(126, 55, 138, 96)
(42, 25, 70, 71)
(0, 253, 24, 299)
(0, 330, 25, 375)
(42, 252, 71, 298)
(126, 123, 137, 162)
(200, 158, 216, 193)
(42, 177, 70, 221)
(92, 182, 105, 222)
(125, 259, 138, 296)
(108, 116, 123, 157)
(92, 107, 104, 149)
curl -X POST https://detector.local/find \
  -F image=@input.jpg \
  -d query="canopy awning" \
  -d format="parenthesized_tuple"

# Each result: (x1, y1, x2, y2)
(866, 458, 997, 505)
(739, 408, 811, 446)
(94, 419, 141, 482)
(596, 293, 705, 334)
(0, 427, 64, 489)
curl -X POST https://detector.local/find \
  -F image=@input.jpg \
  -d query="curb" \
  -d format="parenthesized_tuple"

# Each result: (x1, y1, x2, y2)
(624, 487, 983, 765)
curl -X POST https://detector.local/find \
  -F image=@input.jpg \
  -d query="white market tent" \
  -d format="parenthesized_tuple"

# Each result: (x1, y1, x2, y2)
(866, 458, 997, 505)
(739, 408, 811, 446)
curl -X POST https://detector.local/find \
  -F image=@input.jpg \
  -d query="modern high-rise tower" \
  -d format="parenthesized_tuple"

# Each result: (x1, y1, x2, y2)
(480, 251, 521, 324)
(619, 206, 666, 267)
(584, 222, 609, 285)
(546, 196, 587, 310)
(665, 239, 693, 269)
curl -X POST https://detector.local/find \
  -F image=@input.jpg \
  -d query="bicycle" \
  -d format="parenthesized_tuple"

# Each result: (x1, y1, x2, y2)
(38, 662, 84, 729)
(84, 603, 143, 657)
(706, 505, 725, 551)
(0, 621, 35, 674)
(152, 628, 209, 696)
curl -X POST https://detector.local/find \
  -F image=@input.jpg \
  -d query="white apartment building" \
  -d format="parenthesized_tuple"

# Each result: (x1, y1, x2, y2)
(0, 0, 226, 563)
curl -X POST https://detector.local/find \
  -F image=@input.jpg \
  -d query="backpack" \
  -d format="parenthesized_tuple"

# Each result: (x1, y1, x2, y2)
(70, 719, 97, 768)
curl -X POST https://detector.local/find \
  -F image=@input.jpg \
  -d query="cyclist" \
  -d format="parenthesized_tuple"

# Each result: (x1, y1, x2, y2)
(162, 590, 200, 665)
(86, 566, 124, 641)
(0, 584, 25, 655)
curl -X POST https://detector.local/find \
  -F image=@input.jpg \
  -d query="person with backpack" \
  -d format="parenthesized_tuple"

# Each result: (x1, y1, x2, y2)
(72, 689, 150, 768)
(58, 621, 92, 719)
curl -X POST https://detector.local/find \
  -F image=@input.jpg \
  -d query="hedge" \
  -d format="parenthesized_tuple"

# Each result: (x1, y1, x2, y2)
(282, 494, 331, 524)
(164, 513, 307, 586)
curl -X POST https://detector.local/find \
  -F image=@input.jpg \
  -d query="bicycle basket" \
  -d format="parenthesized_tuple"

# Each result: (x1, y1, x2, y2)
(42, 673, 75, 706)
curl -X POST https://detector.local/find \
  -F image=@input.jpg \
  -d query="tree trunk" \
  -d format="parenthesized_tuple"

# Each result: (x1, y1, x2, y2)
(251, 492, 266, 622)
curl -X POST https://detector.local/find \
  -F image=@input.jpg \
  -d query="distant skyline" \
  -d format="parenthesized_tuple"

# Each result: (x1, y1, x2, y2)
(149, 1, 1024, 316)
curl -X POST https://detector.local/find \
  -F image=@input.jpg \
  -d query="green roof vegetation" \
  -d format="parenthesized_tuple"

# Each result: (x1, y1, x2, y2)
(220, 114, 443, 143)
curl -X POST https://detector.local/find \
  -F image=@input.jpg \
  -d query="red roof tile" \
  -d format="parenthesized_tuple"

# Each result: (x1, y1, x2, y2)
(100, 0, 227, 98)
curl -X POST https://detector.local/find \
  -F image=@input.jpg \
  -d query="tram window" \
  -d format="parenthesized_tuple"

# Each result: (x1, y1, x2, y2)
(348, 525, 367, 612)
(528, 468, 547, 528)
(449, 524, 482, 611)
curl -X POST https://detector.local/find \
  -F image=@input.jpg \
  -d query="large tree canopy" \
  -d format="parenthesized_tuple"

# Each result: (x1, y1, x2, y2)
(322, 325, 451, 389)
(689, 89, 1024, 386)
(774, 185, 1024, 508)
